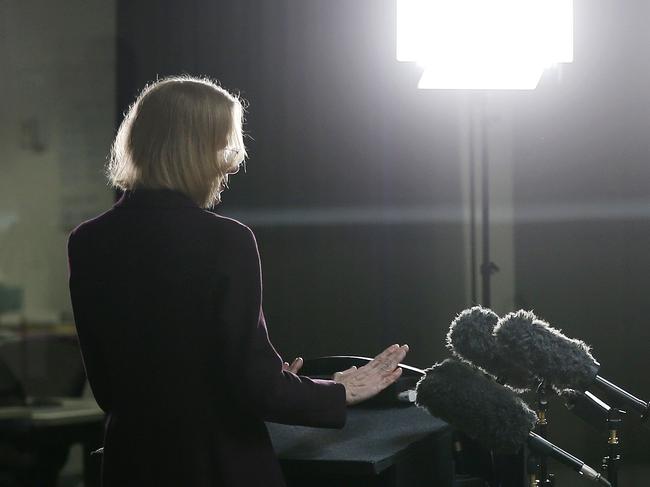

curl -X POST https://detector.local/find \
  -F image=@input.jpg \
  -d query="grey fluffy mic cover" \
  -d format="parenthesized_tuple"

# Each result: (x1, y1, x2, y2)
(416, 358, 537, 453)
(446, 306, 534, 390)
(494, 310, 600, 392)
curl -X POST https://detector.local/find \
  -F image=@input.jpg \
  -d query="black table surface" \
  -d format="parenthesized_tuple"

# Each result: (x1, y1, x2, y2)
(267, 405, 449, 476)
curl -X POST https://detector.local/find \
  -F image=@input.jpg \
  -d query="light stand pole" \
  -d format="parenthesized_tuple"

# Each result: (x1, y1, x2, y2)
(468, 94, 499, 307)
(468, 100, 478, 304)
(479, 94, 500, 307)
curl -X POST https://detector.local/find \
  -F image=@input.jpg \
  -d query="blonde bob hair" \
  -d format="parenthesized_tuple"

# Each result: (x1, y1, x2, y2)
(107, 75, 246, 208)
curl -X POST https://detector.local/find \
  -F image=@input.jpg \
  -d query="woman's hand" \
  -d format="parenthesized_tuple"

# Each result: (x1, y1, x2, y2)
(282, 357, 303, 374)
(332, 344, 409, 406)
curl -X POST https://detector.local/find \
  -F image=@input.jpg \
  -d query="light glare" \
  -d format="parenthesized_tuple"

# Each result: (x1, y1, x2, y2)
(396, 0, 574, 90)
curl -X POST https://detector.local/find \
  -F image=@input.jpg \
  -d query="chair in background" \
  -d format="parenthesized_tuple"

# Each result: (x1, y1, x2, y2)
(0, 334, 88, 487)
(0, 335, 86, 400)
(0, 357, 26, 407)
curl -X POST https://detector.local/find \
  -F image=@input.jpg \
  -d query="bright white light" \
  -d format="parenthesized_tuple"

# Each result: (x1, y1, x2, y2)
(396, 0, 573, 90)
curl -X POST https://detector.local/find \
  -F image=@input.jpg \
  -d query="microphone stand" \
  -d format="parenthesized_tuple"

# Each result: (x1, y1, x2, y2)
(526, 450, 540, 487)
(534, 381, 555, 487)
(563, 391, 624, 487)
(602, 408, 622, 487)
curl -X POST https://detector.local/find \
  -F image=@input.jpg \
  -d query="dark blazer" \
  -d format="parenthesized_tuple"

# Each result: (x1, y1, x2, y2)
(67, 188, 347, 487)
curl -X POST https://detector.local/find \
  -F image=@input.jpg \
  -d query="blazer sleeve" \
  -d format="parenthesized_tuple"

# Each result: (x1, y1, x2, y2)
(67, 228, 112, 412)
(216, 223, 347, 428)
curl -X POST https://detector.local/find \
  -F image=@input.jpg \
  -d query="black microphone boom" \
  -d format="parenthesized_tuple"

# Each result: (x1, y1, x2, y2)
(415, 359, 610, 485)
(594, 375, 648, 420)
(561, 390, 622, 431)
(528, 431, 607, 484)
(494, 310, 649, 421)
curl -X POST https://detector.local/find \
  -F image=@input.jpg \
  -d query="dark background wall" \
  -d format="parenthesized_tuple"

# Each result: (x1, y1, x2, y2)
(117, 0, 650, 467)
(510, 0, 650, 463)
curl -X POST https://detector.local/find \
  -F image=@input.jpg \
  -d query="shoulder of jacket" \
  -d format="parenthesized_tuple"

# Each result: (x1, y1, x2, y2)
(205, 212, 255, 241)
(67, 209, 115, 245)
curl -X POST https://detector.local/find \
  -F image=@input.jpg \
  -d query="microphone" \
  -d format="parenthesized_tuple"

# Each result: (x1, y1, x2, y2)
(446, 306, 535, 390)
(494, 310, 649, 421)
(562, 390, 623, 431)
(447, 307, 625, 430)
(416, 359, 611, 486)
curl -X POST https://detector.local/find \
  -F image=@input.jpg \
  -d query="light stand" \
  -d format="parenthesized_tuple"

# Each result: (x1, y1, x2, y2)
(397, 2, 575, 485)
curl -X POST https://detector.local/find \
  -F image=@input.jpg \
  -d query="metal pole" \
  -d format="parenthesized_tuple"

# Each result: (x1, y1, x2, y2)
(480, 95, 491, 307)
(469, 101, 478, 305)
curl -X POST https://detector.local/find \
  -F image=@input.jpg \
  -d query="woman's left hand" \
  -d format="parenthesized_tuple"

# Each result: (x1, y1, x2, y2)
(282, 357, 303, 374)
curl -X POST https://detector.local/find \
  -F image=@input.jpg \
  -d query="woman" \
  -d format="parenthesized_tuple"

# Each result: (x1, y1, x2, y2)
(67, 75, 409, 487)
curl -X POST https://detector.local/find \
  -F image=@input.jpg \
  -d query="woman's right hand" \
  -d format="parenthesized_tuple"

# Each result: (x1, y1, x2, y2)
(332, 344, 409, 406)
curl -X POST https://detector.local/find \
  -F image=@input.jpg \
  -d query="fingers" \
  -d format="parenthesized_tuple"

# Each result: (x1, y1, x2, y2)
(368, 344, 409, 374)
(382, 367, 403, 387)
(374, 344, 409, 366)
(283, 357, 303, 374)
(389, 344, 408, 366)
(371, 344, 400, 364)
(288, 357, 303, 374)
(333, 365, 357, 381)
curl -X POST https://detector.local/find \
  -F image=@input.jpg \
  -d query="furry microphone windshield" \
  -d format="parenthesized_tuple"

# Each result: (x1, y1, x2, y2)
(493, 310, 599, 392)
(446, 306, 535, 390)
(494, 310, 649, 420)
(416, 359, 612, 485)
(415, 358, 537, 453)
